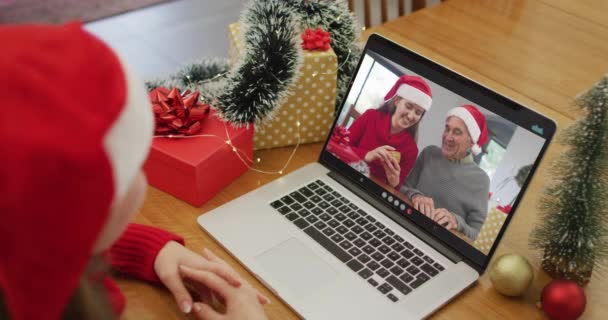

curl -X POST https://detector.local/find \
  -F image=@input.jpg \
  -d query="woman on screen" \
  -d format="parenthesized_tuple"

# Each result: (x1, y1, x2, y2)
(348, 75, 432, 188)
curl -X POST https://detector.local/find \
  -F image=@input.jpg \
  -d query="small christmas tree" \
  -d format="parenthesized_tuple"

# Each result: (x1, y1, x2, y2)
(530, 75, 608, 285)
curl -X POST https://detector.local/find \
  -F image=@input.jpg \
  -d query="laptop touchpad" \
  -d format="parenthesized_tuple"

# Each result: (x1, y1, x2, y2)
(255, 238, 337, 298)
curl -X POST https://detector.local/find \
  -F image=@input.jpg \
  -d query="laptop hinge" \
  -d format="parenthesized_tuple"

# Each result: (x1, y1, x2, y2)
(327, 171, 463, 264)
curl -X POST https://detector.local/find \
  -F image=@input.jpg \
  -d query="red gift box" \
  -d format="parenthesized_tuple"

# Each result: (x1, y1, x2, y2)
(143, 109, 254, 206)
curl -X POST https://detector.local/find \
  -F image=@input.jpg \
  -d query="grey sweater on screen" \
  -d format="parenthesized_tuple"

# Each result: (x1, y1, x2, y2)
(400, 146, 490, 240)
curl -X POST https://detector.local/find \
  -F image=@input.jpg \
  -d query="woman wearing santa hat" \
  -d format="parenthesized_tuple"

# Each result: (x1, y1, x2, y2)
(348, 75, 432, 188)
(0, 23, 267, 320)
(401, 105, 491, 240)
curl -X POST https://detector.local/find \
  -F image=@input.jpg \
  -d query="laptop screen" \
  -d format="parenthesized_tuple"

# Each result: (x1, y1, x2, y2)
(320, 34, 555, 271)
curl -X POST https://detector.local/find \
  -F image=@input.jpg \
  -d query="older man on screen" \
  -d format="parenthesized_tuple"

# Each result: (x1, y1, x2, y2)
(401, 105, 490, 241)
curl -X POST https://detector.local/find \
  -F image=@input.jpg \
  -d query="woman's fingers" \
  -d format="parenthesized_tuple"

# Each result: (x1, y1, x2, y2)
(202, 248, 269, 305)
(389, 157, 400, 172)
(160, 270, 194, 313)
(202, 248, 225, 265)
(203, 263, 242, 287)
(192, 302, 222, 320)
(378, 150, 391, 164)
(199, 249, 242, 287)
(180, 266, 233, 300)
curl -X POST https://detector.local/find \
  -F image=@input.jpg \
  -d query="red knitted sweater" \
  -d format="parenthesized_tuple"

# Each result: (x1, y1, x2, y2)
(105, 223, 184, 315)
(348, 109, 419, 188)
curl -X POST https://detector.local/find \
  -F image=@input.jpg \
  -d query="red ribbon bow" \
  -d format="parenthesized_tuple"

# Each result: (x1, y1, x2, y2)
(497, 204, 512, 214)
(326, 125, 361, 164)
(330, 125, 351, 145)
(301, 27, 331, 51)
(149, 87, 210, 136)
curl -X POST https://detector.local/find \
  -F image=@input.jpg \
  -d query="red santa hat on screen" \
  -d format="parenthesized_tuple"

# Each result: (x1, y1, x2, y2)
(0, 23, 153, 320)
(384, 74, 433, 111)
(446, 104, 489, 155)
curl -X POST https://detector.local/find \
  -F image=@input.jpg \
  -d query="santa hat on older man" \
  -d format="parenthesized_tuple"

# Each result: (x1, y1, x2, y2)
(384, 74, 433, 111)
(446, 104, 489, 155)
(0, 23, 153, 320)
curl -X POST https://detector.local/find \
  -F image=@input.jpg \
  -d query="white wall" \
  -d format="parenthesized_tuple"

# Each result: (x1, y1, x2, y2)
(490, 127, 546, 206)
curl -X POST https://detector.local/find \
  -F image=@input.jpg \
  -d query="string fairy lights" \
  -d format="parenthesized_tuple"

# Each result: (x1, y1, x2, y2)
(154, 118, 302, 175)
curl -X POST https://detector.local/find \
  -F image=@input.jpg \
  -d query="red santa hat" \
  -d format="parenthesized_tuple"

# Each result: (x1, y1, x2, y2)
(0, 23, 153, 319)
(384, 74, 433, 111)
(446, 104, 489, 155)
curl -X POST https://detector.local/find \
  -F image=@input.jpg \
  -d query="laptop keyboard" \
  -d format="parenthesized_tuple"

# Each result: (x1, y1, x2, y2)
(269, 179, 445, 303)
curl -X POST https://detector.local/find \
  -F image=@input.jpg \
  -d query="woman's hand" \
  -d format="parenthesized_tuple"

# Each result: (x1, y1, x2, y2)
(154, 242, 269, 314)
(364, 145, 395, 164)
(382, 156, 401, 188)
(180, 266, 269, 320)
(433, 208, 458, 230)
(411, 194, 435, 218)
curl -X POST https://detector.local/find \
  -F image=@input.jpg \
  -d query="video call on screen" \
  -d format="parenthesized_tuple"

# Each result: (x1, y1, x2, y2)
(326, 52, 546, 255)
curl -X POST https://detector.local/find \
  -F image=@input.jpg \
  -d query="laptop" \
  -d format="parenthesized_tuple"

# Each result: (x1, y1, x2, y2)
(197, 34, 556, 319)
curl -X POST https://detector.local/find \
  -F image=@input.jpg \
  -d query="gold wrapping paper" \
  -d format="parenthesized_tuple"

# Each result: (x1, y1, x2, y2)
(229, 23, 338, 149)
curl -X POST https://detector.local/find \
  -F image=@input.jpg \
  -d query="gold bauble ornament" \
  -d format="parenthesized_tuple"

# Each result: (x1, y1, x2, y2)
(489, 254, 534, 297)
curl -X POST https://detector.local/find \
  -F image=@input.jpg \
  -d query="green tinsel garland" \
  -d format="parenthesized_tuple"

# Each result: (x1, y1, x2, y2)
(146, 58, 230, 97)
(214, 0, 302, 124)
(147, 0, 359, 125)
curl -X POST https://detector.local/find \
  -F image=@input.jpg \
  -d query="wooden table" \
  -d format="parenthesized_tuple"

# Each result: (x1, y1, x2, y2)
(119, 0, 608, 319)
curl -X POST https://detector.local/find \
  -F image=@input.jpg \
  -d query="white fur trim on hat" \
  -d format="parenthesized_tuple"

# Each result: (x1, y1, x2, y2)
(447, 106, 481, 142)
(103, 57, 154, 203)
(471, 144, 482, 156)
(395, 84, 432, 111)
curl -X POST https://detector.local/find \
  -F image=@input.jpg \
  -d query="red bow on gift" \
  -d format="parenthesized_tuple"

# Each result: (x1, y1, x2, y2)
(327, 126, 361, 164)
(497, 204, 512, 214)
(149, 87, 211, 136)
(301, 27, 331, 51)
(330, 125, 351, 145)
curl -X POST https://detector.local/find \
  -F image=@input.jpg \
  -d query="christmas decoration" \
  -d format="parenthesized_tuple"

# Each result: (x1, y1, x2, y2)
(302, 27, 331, 51)
(150, 87, 210, 136)
(530, 76, 608, 286)
(294, 0, 360, 115)
(229, 21, 337, 149)
(146, 0, 360, 126)
(144, 109, 254, 207)
(327, 125, 360, 163)
(330, 125, 350, 145)
(473, 207, 507, 254)
(146, 59, 230, 95)
(540, 279, 586, 320)
(213, 0, 303, 125)
(489, 254, 534, 297)
(326, 125, 370, 176)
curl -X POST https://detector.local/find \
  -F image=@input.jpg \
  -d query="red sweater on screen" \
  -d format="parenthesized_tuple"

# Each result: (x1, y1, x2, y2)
(349, 109, 419, 188)
(104, 223, 184, 315)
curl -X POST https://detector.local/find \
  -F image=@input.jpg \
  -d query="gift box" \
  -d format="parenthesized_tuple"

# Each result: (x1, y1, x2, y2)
(326, 125, 361, 163)
(229, 22, 338, 149)
(143, 109, 254, 207)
